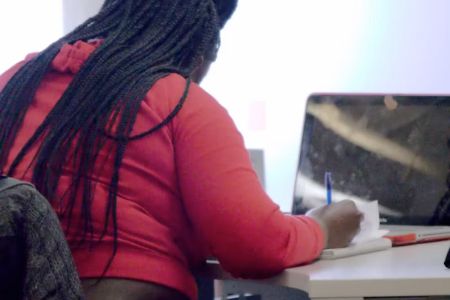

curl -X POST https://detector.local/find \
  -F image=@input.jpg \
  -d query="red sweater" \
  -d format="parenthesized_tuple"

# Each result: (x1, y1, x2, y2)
(0, 41, 324, 300)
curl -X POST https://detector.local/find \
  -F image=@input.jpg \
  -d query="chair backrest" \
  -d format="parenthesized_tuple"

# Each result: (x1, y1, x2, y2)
(0, 177, 28, 299)
(0, 176, 85, 300)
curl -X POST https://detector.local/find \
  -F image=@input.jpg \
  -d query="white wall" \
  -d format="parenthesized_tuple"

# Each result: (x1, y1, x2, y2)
(2, 0, 450, 211)
(0, 0, 63, 72)
(203, 0, 450, 211)
(62, 0, 104, 33)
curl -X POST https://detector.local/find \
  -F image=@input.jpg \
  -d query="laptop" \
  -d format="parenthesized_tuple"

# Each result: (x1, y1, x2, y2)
(292, 93, 450, 246)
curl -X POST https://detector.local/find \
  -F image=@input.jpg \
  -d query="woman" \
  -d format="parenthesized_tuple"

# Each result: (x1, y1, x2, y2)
(0, 1, 361, 299)
(431, 136, 450, 225)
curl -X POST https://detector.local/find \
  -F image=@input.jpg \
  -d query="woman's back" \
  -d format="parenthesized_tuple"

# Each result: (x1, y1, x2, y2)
(1, 41, 214, 299)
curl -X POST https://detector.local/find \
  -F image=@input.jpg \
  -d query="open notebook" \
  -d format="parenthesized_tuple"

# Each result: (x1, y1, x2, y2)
(292, 94, 450, 259)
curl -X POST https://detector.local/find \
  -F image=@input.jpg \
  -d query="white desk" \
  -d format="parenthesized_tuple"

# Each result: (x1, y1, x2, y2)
(204, 240, 450, 299)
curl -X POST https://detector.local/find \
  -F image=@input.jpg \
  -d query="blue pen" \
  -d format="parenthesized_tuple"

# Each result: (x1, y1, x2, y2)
(325, 172, 332, 205)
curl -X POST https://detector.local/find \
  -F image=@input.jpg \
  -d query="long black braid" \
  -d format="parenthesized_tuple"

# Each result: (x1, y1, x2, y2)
(0, 0, 237, 272)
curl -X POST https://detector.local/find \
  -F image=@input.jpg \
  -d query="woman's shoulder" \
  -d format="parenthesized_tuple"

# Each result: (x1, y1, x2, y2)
(148, 73, 224, 113)
(141, 72, 234, 137)
(154, 73, 211, 99)
(0, 55, 36, 91)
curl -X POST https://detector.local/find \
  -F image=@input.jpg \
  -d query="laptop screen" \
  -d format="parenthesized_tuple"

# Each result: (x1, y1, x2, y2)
(292, 94, 450, 225)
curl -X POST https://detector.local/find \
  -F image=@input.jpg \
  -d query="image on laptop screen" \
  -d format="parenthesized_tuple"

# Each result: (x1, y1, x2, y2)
(292, 94, 450, 225)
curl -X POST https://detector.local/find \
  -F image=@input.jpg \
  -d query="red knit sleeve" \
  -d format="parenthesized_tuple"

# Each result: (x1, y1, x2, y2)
(169, 75, 325, 278)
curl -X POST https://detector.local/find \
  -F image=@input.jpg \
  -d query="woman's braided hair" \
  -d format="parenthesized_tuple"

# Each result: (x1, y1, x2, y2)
(0, 0, 237, 272)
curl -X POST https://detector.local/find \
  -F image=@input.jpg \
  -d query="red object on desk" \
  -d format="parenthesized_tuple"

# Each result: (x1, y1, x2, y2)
(386, 234, 450, 246)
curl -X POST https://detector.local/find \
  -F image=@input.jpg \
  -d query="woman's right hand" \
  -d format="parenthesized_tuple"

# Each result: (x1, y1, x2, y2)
(306, 200, 363, 249)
